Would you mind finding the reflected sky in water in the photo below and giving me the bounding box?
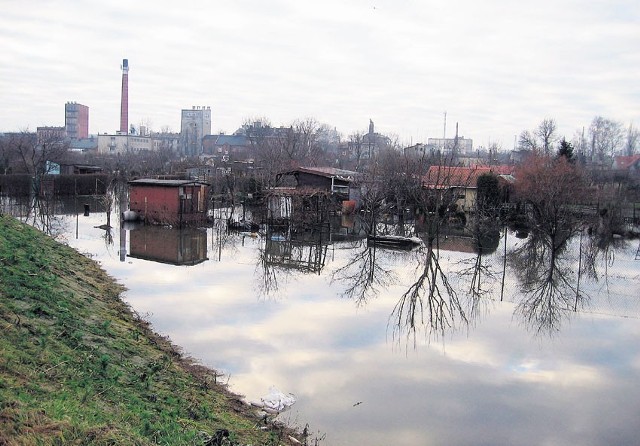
[58,210,640,446]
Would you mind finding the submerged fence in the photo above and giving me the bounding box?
[0,174,109,196]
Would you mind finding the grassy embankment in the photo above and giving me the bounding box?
[0,215,300,445]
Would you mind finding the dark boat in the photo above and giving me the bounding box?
[227,219,260,232]
[367,234,421,250]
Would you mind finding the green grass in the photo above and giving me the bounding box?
[0,215,300,445]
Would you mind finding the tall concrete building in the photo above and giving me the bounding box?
[180,106,211,156]
[65,102,89,139]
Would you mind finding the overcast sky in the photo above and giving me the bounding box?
[1,0,638,149]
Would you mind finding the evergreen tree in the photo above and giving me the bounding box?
[557,138,575,163]
[476,173,502,216]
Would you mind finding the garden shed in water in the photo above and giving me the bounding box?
[128,179,209,227]
[275,166,358,197]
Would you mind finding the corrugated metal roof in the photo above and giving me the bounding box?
[279,166,359,182]
[128,179,209,186]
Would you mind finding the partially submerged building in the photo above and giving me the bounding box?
[266,166,360,228]
[422,165,512,212]
[275,166,358,196]
[128,179,209,226]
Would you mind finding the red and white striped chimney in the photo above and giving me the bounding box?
[120,59,129,134]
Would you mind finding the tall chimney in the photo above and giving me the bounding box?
[120,59,129,134]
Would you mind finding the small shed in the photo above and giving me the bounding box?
[128,179,209,226]
[269,167,360,225]
[276,167,358,196]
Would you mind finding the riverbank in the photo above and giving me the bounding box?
[0,215,302,445]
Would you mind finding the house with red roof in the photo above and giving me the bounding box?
[422,165,511,211]
[613,155,640,176]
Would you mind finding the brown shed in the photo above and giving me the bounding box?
[128,179,209,226]
[276,167,358,196]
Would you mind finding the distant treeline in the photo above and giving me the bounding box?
[0,174,109,196]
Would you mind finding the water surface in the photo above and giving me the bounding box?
[38,206,640,445]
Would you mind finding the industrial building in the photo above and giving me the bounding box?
[65,102,89,140]
[180,106,211,157]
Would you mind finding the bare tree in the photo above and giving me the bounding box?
[514,153,586,238]
[247,117,326,186]
[511,153,589,333]
[589,116,623,160]
[246,119,286,188]
[624,123,639,156]
[535,118,558,155]
[0,132,36,174]
[518,118,558,155]
[292,118,323,165]
[517,130,539,152]
[374,147,426,235]
[348,132,367,171]
[315,124,341,158]
[4,130,70,195]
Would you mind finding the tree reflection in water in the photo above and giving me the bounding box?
[580,227,630,287]
[454,218,502,322]
[390,240,467,344]
[255,242,294,299]
[509,228,583,335]
[210,219,243,261]
[330,240,396,307]
[3,194,65,238]
[7,191,636,342]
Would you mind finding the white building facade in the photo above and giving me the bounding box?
[97,134,152,154]
[180,106,212,157]
[427,137,473,155]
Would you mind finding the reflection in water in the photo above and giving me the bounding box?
[127,225,208,266]
[5,193,637,338]
[581,227,630,283]
[6,198,640,446]
[506,223,634,335]
[331,240,396,307]
[391,240,467,343]
[450,232,502,322]
[264,233,328,274]
[256,225,329,298]
[1,194,110,239]
[509,229,583,334]
[1,194,63,237]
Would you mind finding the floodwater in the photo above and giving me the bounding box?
[8,197,640,446]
